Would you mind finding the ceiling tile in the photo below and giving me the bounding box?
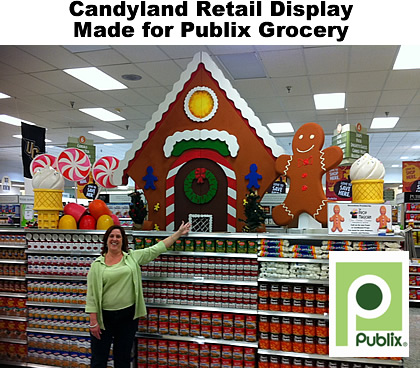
[378,90,417,106]
[349,45,398,72]
[309,73,347,94]
[304,46,350,75]
[347,71,388,92]
[0,46,54,73]
[260,49,306,78]
[19,46,89,69]
[136,60,183,86]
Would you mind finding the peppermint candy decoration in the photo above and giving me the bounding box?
[92,156,120,189]
[57,148,91,181]
[30,154,57,176]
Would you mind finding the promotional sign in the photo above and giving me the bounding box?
[402,161,420,193]
[332,124,369,163]
[329,251,409,357]
[327,203,392,235]
[326,166,352,201]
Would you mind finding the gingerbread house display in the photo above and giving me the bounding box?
[115,52,284,232]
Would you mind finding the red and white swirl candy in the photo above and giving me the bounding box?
[93,156,120,188]
[30,154,57,177]
[57,148,91,182]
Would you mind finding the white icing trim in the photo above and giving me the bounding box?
[314,200,328,218]
[282,204,294,219]
[319,150,326,171]
[114,52,284,185]
[184,86,218,122]
[163,129,239,158]
[284,155,293,176]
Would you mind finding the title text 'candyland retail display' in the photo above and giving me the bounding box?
[0,52,412,368]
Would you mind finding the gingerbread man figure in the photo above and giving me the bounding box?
[329,204,345,232]
[376,205,391,229]
[272,123,343,227]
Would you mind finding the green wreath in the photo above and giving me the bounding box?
[184,168,218,204]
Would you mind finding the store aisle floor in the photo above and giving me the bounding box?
[405,306,420,367]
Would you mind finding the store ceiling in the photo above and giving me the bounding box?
[0,45,419,184]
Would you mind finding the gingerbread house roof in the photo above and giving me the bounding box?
[114,51,284,185]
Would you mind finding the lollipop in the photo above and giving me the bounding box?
[30,154,57,176]
[57,148,91,182]
[92,156,120,188]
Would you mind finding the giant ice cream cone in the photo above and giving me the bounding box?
[33,189,63,229]
[32,166,65,229]
[350,154,385,204]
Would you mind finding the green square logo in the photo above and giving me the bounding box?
[329,251,409,357]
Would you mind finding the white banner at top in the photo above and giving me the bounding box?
[1,0,419,45]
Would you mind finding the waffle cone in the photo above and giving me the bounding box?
[33,189,63,211]
[351,179,384,203]
[37,210,60,229]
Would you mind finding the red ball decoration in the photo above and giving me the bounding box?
[111,214,121,226]
[79,215,96,230]
[63,203,87,223]
[89,199,112,220]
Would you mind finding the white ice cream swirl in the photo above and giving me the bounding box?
[32,166,65,190]
[350,153,385,181]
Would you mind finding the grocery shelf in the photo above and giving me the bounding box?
[0,244,27,249]
[164,251,257,258]
[258,257,328,264]
[26,274,86,281]
[409,285,420,289]
[146,303,258,314]
[137,332,258,348]
[258,349,403,366]
[258,310,329,320]
[142,276,258,286]
[258,277,329,285]
[0,362,29,368]
[0,337,27,345]
[0,276,26,281]
[0,314,27,322]
[26,301,86,309]
[0,292,27,298]
[0,259,27,264]
[27,327,89,337]
[26,250,99,256]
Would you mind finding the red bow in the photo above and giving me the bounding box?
[297,156,313,167]
[195,168,206,184]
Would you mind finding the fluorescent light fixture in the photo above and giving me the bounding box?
[80,108,125,122]
[104,143,113,146]
[412,145,420,149]
[88,131,125,140]
[118,185,129,190]
[13,134,51,143]
[400,156,409,160]
[391,164,400,167]
[267,122,294,133]
[0,114,35,126]
[393,46,420,70]
[370,117,399,129]
[64,67,127,90]
[0,92,11,99]
[314,93,345,109]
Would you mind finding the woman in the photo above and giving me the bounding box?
[86,221,191,368]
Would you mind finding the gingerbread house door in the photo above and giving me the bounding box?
[174,158,227,232]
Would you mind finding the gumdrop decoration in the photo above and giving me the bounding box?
[143,166,158,190]
[245,163,262,190]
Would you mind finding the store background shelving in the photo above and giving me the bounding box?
[0,228,408,367]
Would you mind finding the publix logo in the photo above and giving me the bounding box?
[329,251,409,357]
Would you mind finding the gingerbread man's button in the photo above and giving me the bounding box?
[302,173,308,178]
[302,185,308,191]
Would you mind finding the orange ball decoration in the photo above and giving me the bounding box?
[89,199,112,220]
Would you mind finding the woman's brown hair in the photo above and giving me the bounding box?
[101,225,129,255]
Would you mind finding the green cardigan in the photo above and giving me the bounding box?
[85,241,167,329]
